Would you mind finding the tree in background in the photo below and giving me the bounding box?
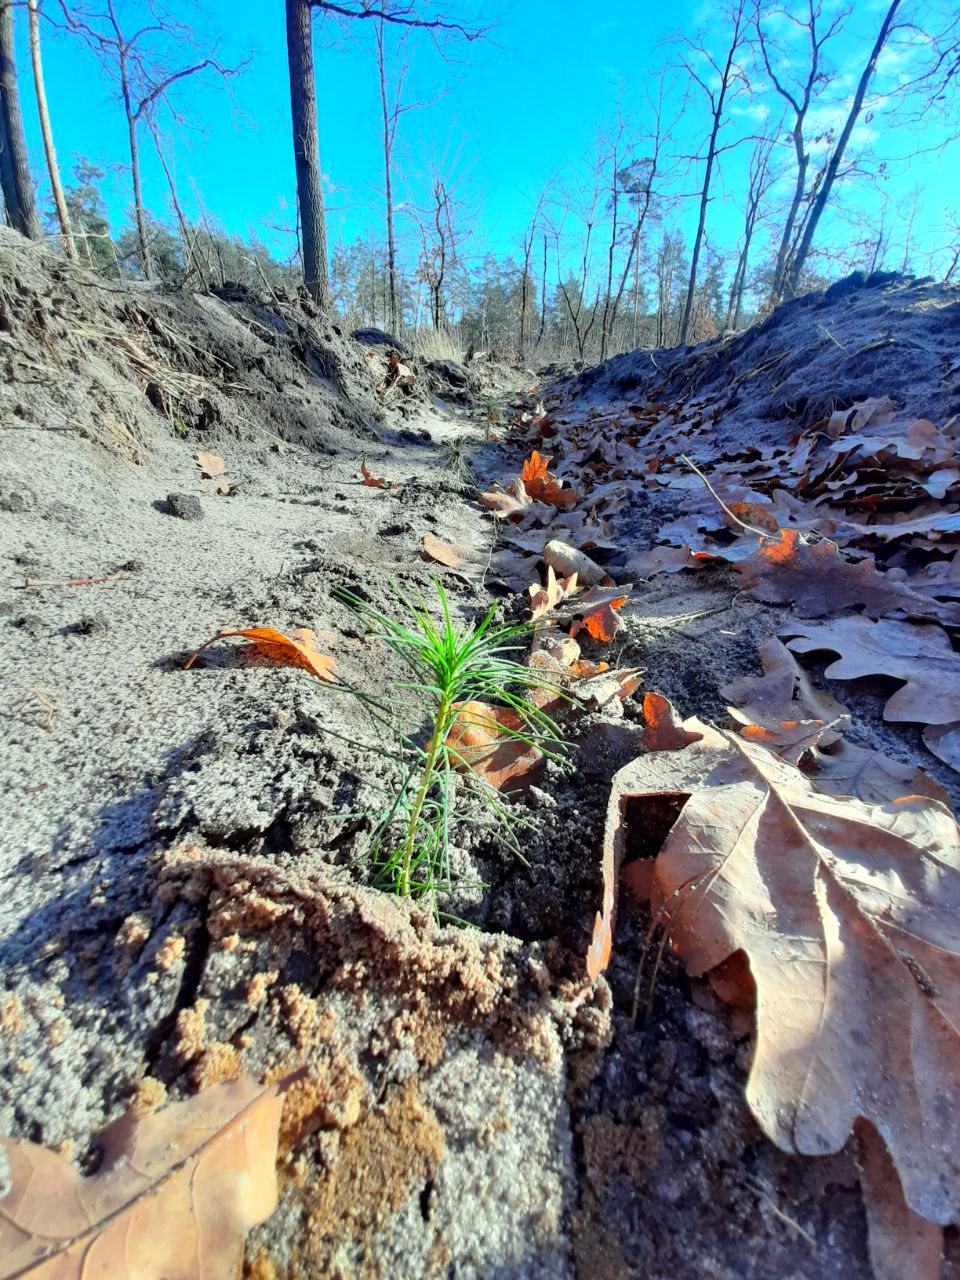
[28,0,74,256]
[286,0,485,308]
[0,0,41,238]
[753,0,851,304]
[60,0,244,281]
[59,158,116,272]
[673,0,750,344]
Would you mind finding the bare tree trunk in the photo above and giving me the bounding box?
[537,231,547,344]
[27,0,72,256]
[286,0,328,304]
[784,0,900,296]
[375,18,399,331]
[678,3,746,343]
[0,0,40,239]
[147,113,207,288]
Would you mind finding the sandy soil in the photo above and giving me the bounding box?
[1,234,958,1278]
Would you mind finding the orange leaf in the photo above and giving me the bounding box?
[360,462,388,489]
[184,626,336,681]
[571,597,627,643]
[519,451,577,509]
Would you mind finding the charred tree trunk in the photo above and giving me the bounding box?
[286,0,328,305]
[0,0,40,239]
[27,0,73,257]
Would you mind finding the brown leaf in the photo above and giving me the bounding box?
[195,450,225,479]
[924,722,960,773]
[0,1075,283,1279]
[623,545,719,577]
[528,565,579,620]
[184,626,336,682]
[729,712,828,765]
[855,1122,943,1280]
[813,740,952,807]
[446,700,544,792]
[543,539,607,586]
[721,638,849,747]
[571,596,627,643]
[421,533,484,573]
[645,729,960,1224]
[735,529,957,620]
[642,692,704,752]
[784,615,960,725]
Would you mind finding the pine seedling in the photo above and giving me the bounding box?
[332,579,566,903]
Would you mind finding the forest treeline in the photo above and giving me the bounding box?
[1,0,958,365]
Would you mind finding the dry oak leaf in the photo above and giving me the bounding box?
[728,711,829,766]
[647,729,960,1226]
[520,451,577,509]
[0,1074,283,1279]
[735,529,960,623]
[195,451,225,479]
[855,1120,944,1280]
[721,638,849,747]
[446,700,544,792]
[783,615,960,725]
[422,533,480,573]
[924,722,960,773]
[586,694,704,980]
[184,627,336,682]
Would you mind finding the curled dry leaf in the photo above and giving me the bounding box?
[586,694,705,981]
[184,626,336,682]
[0,1074,283,1280]
[478,476,533,522]
[446,700,544,792]
[520,451,577,509]
[624,545,718,577]
[644,728,960,1227]
[528,564,579,620]
[570,594,627,643]
[784,615,960,726]
[543,539,607,586]
[195,450,225,479]
[360,462,390,489]
[728,711,828,766]
[422,533,481,573]
[923,722,960,773]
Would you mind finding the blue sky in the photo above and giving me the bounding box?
[15,0,958,280]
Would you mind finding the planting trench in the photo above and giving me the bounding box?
[1,240,959,1277]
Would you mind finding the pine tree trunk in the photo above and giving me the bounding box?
[0,0,41,239]
[27,0,74,257]
[286,0,328,305]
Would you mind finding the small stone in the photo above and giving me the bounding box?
[164,492,204,521]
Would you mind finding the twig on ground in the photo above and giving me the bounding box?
[680,454,777,540]
[21,574,127,589]
[740,1176,817,1247]
[26,687,60,731]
